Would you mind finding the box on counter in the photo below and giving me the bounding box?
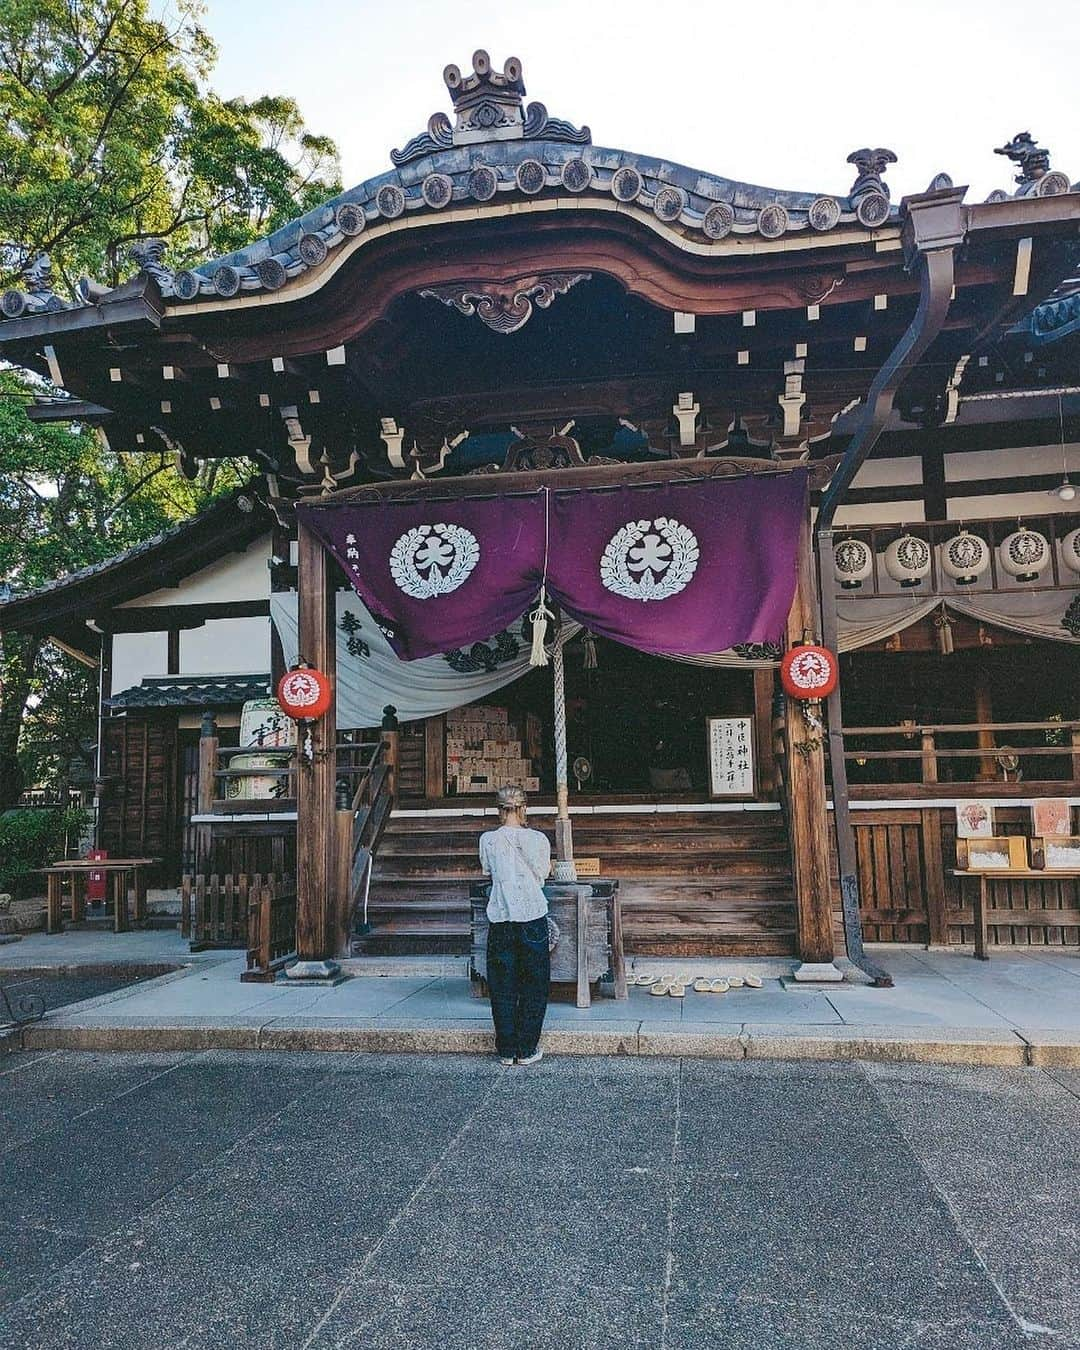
[956,836,1027,871]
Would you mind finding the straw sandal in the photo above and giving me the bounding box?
[710,979,730,994]
[728,976,745,988]
[745,975,763,989]
[649,980,672,996]
[692,978,713,994]
[635,973,658,987]
[668,983,686,998]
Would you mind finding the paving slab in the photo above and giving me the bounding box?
[863,1061,1080,1343]
[742,1022,1028,1066]
[0,1053,1075,1349]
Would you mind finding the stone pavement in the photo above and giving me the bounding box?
[0,1051,1077,1349]
[2,932,1078,1066]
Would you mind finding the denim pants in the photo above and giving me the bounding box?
[486,917,551,1059]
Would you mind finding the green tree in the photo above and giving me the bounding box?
[0,0,340,287]
[0,0,340,804]
[0,367,249,807]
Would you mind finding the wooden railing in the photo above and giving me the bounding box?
[242,882,298,982]
[182,871,290,949]
[841,720,1080,786]
[346,709,399,946]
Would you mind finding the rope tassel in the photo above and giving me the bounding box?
[529,588,555,667]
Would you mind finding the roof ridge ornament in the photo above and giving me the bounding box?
[994,131,1071,197]
[391,49,590,166]
[846,147,896,229]
[1,253,68,320]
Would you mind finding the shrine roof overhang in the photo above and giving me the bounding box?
[3,50,1080,485]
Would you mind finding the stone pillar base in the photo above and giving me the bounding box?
[791,961,844,983]
[285,959,344,986]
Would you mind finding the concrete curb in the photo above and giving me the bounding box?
[19,1015,1079,1066]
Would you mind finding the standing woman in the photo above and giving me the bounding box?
[480,784,552,1065]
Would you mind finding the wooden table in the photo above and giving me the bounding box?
[41,859,157,935]
[951,868,1080,960]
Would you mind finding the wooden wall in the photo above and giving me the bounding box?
[99,715,178,884]
[839,804,1080,948]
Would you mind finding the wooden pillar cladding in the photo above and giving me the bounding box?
[974,675,997,782]
[782,529,835,965]
[752,669,777,798]
[295,518,338,962]
[425,715,446,799]
[195,712,218,874]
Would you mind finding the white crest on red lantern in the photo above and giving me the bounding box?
[600,516,699,601]
[389,522,480,599]
[279,670,323,710]
[786,648,834,693]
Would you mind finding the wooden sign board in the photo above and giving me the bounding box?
[1031,799,1070,837]
[706,717,755,798]
[955,801,995,839]
[574,857,601,877]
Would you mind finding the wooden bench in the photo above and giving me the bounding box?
[951,868,1080,959]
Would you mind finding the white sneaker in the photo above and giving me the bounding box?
[517,1049,544,1066]
[499,1057,515,1066]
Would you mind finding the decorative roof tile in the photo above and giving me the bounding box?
[106,675,271,709]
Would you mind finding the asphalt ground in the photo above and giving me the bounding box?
[0,971,153,1018]
[0,1051,1076,1350]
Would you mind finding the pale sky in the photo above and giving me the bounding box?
[199,0,1080,206]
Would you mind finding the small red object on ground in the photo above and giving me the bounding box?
[87,849,107,902]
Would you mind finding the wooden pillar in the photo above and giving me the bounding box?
[293,518,339,971]
[424,715,445,799]
[920,730,938,784]
[194,711,217,875]
[382,705,400,805]
[753,668,777,797]
[974,674,997,782]
[782,526,838,975]
[1071,726,1080,786]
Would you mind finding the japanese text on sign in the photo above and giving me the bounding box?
[707,717,755,797]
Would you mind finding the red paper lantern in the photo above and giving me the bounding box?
[780,645,838,700]
[276,667,332,720]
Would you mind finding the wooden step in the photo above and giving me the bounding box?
[386,813,785,835]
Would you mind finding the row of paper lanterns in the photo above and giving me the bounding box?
[834,526,1080,589]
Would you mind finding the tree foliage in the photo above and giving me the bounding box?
[0,0,341,289]
[0,1,341,805]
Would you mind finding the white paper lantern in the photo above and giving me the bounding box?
[884,533,931,588]
[939,530,990,585]
[833,537,873,589]
[998,527,1050,581]
[1060,526,1080,575]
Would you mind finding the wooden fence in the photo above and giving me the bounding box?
[242,883,298,982]
[837,804,1080,948]
[182,871,289,949]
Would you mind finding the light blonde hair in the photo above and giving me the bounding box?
[495,783,528,822]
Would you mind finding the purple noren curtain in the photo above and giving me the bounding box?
[298,469,807,661]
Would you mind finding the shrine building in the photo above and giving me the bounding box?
[2,51,1079,978]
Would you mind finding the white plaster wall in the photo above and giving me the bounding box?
[831,499,925,526]
[120,536,270,607]
[111,632,168,696]
[850,456,922,490]
[179,616,270,674]
[945,442,1078,483]
[946,492,1074,520]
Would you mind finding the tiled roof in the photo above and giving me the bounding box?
[106,675,271,709]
